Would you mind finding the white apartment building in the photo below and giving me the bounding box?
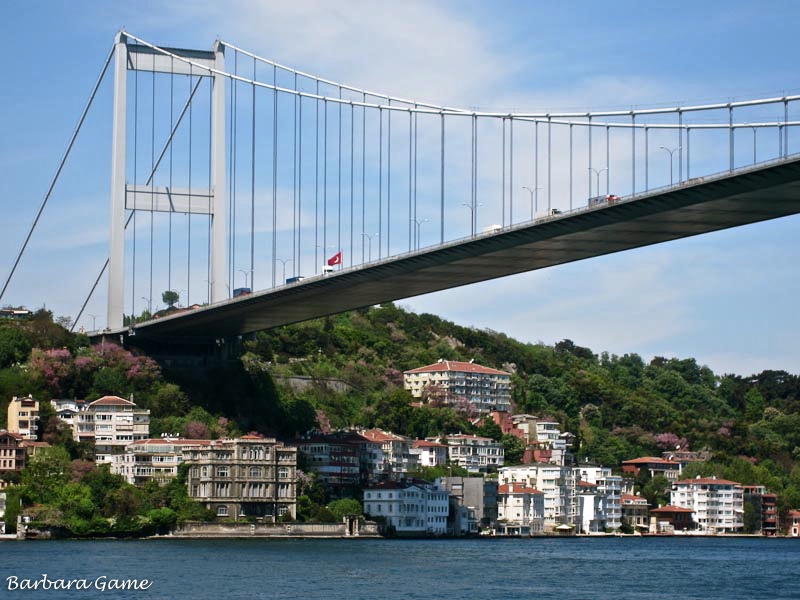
[497,482,545,535]
[51,398,85,428]
[75,396,150,464]
[361,429,417,478]
[7,395,39,440]
[404,360,511,414]
[499,463,577,531]
[112,437,210,486]
[671,477,744,533]
[444,434,504,473]
[410,440,448,467]
[363,480,449,535]
[578,465,623,531]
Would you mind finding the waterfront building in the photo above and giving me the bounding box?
[7,395,39,440]
[112,437,210,486]
[741,485,778,535]
[499,463,577,531]
[497,482,545,535]
[670,477,744,533]
[621,494,650,531]
[444,434,504,472]
[787,510,800,537]
[0,431,49,488]
[363,479,449,535]
[649,505,695,532]
[75,396,150,464]
[403,359,511,414]
[183,435,298,521]
[622,456,682,481]
[438,476,498,531]
[578,465,623,530]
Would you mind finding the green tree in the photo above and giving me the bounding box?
[327,498,362,521]
[162,290,180,308]
[21,446,72,504]
[501,434,526,465]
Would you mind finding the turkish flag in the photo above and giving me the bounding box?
[327,251,342,266]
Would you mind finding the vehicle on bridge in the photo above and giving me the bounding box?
[286,276,305,284]
[233,287,251,298]
[588,194,620,207]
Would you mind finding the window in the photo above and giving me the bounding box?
[250,467,262,478]
[201,466,208,477]
[217,505,229,517]
[217,466,229,477]
[278,466,290,479]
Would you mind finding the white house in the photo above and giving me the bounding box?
[499,463,578,531]
[497,482,544,535]
[75,396,150,464]
[444,434,504,472]
[671,476,744,533]
[363,480,449,535]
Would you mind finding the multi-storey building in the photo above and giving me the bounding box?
[51,399,85,428]
[112,437,210,486]
[75,396,150,463]
[740,485,778,535]
[403,360,511,414]
[183,435,297,521]
[622,456,682,481]
[363,479,449,535]
[410,440,448,468]
[7,395,39,440]
[579,465,622,530]
[444,434,504,472]
[499,463,577,531]
[361,429,416,479]
[497,482,545,535]
[671,477,744,533]
[621,494,650,531]
[0,431,50,488]
[438,476,498,531]
[294,431,366,492]
[787,510,800,537]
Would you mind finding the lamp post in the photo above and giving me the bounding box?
[410,218,428,250]
[276,258,293,283]
[237,269,250,289]
[588,167,608,198]
[749,126,757,164]
[659,146,681,185]
[522,186,541,220]
[140,296,152,316]
[361,233,378,262]
[461,202,482,236]
[86,313,97,330]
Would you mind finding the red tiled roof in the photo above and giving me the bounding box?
[787,510,800,518]
[650,505,694,513]
[412,440,446,449]
[621,494,648,504]
[622,456,680,465]
[404,360,509,376]
[675,477,740,486]
[498,483,543,495]
[89,395,135,407]
[21,441,50,447]
[446,434,495,442]
[578,480,597,487]
[362,429,406,442]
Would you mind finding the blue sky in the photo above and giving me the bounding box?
[1,1,799,377]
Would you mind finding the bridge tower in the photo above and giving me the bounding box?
[107,32,227,329]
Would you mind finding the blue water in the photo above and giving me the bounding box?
[2,537,797,599]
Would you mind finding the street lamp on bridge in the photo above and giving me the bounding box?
[522,186,542,220]
[237,269,251,289]
[361,232,378,262]
[460,202,482,236]
[276,258,293,283]
[410,218,428,250]
[87,313,97,331]
[588,167,608,198]
[660,146,681,186]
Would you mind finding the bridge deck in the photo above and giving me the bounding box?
[104,156,800,341]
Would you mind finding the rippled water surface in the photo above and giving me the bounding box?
[3,536,797,599]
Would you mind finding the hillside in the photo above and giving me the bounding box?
[2,303,800,510]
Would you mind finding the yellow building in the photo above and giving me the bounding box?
[6,395,39,440]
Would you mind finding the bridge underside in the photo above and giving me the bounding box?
[104,157,800,342]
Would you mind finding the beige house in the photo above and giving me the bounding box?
[183,435,298,521]
[404,360,511,414]
[75,396,150,464]
[112,437,211,486]
[7,395,39,440]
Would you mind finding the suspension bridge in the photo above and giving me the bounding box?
[2,31,800,345]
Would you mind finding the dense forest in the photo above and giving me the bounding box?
[2,303,800,518]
